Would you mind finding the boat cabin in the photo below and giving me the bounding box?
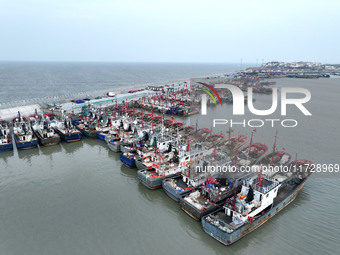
[225,177,281,224]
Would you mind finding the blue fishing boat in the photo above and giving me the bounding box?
[54,118,82,142]
[97,132,106,140]
[12,113,38,150]
[70,115,83,126]
[0,121,13,152]
[120,151,137,168]
[96,119,113,141]
[167,106,179,115]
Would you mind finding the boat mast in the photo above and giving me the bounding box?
[187,134,190,152]
[271,130,278,165]
[227,127,233,145]
[257,167,262,187]
[294,153,298,173]
[248,129,255,154]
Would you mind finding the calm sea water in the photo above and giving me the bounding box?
[0,62,244,103]
[0,63,339,255]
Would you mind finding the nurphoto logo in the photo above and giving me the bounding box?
[200,84,312,128]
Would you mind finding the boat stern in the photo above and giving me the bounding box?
[137,170,162,189]
[201,216,236,245]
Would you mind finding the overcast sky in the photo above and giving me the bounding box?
[0,0,339,63]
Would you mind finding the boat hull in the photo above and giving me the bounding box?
[162,178,196,202]
[120,144,134,153]
[0,143,13,152]
[97,133,106,141]
[35,134,61,147]
[138,170,179,190]
[137,170,163,189]
[107,141,121,152]
[179,194,224,221]
[120,154,136,168]
[56,129,82,142]
[135,159,147,170]
[201,181,305,245]
[79,128,98,138]
[15,139,38,150]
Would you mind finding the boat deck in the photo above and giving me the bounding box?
[173,177,190,190]
[273,182,298,206]
[214,211,233,224]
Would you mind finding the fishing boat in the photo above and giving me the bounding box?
[137,152,181,189]
[77,122,98,138]
[258,131,291,167]
[237,143,268,166]
[135,150,155,170]
[134,143,166,170]
[96,126,111,141]
[70,114,83,126]
[0,121,13,152]
[54,118,82,142]
[137,140,184,189]
[104,128,120,143]
[138,142,213,190]
[120,135,139,152]
[259,151,291,166]
[201,167,312,245]
[162,164,208,202]
[12,113,38,150]
[287,158,314,180]
[179,175,243,221]
[95,115,113,140]
[120,150,138,168]
[32,119,61,146]
[107,137,121,152]
[237,131,269,166]
[219,131,249,154]
[162,150,224,202]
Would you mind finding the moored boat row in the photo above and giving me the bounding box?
[0,87,313,247]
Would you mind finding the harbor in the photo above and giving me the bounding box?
[2,0,340,252]
[1,67,339,253]
[1,68,338,249]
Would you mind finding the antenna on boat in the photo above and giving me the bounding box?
[271,130,278,165]
[233,152,238,167]
[257,166,262,187]
[195,119,198,135]
[227,127,234,145]
[249,128,256,154]
[187,134,190,152]
[232,178,238,211]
